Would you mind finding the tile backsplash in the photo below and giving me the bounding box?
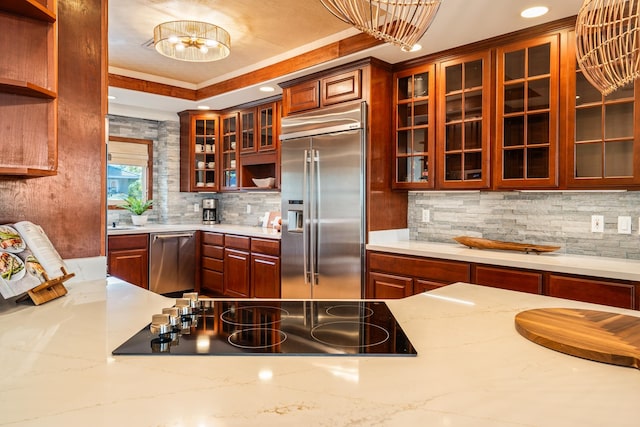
[409,191,640,259]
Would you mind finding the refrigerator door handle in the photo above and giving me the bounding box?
[303,149,311,285]
[311,149,320,285]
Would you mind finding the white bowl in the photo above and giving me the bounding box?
[252,177,275,188]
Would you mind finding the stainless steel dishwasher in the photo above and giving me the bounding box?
[149,231,195,295]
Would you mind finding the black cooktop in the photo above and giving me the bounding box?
[112,299,417,357]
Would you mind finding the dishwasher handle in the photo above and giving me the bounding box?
[152,233,194,242]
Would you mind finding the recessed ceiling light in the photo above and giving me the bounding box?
[259,86,275,92]
[521,6,549,18]
[197,105,210,110]
[107,95,116,100]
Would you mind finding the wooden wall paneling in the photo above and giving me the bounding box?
[364,60,408,233]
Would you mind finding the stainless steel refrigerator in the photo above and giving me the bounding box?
[280,102,366,299]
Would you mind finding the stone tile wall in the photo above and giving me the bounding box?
[107,115,210,226]
[408,191,640,259]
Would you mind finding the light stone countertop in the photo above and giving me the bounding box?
[107,223,281,239]
[367,239,640,282]
[1,278,639,426]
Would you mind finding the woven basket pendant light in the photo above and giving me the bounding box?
[320,0,443,51]
[575,0,640,95]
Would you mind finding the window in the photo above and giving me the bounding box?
[107,136,153,208]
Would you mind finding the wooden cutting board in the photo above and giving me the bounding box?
[515,308,640,369]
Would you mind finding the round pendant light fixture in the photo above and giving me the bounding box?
[320,0,442,52]
[153,20,231,62]
[575,0,640,95]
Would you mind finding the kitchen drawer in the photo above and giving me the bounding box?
[474,265,543,294]
[368,252,470,283]
[202,245,223,259]
[108,234,148,251]
[414,279,449,293]
[251,238,280,256]
[202,257,224,272]
[548,274,636,310]
[225,234,250,250]
[202,232,224,246]
[201,268,223,295]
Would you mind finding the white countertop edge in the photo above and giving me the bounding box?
[107,223,281,239]
[367,240,640,282]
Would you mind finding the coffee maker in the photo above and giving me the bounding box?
[202,199,218,224]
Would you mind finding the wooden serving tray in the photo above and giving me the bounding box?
[515,308,640,369]
[453,236,560,254]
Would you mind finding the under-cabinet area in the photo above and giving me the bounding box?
[367,250,639,309]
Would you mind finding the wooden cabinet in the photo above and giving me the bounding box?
[393,64,436,189]
[107,234,149,289]
[390,21,640,191]
[240,101,279,154]
[495,35,560,188]
[368,250,638,309]
[200,232,281,298]
[368,272,413,299]
[0,0,58,177]
[221,112,239,191]
[566,32,640,188]
[179,111,219,192]
[224,248,250,298]
[282,69,362,115]
[223,235,250,297]
[239,108,255,153]
[280,58,407,234]
[322,69,361,106]
[548,274,637,310]
[238,100,280,190]
[201,232,224,295]
[367,251,471,298]
[251,238,280,298]
[473,265,543,294]
[212,234,280,298]
[437,52,492,189]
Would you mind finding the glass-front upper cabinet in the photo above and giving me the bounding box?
[496,35,559,188]
[567,33,640,187]
[393,64,436,189]
[258,102,278,152]
[437,52,491,189]
[240,109,255,153]
[222,113,238,190]
[178,111,218,192]
[194,116,217,190]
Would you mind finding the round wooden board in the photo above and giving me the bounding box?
[514,308,640,369]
